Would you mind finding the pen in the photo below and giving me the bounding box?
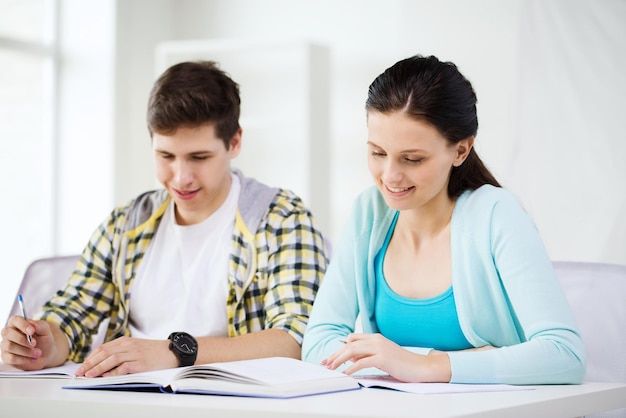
[17,294,32,345]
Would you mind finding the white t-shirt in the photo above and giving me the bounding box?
[129,174,240,339]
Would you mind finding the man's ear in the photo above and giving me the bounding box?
[453,136,474,167]
[228,128,242,158]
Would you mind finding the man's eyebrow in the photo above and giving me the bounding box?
[188,151,213,156]
[153,149,213,156]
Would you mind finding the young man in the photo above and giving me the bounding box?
[1,61,329,377]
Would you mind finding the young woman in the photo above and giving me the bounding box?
[302,55,585,385]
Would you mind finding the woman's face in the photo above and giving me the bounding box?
[367,111,470,212]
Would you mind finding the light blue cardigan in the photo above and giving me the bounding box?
[302,185,586,384]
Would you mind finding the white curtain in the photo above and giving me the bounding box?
[508,0,626,265]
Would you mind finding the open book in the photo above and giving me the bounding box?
[0,361,80,378]
[355,374,533,394]
[3,357,531,397]
[63,357,360,398]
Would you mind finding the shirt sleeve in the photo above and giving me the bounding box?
[37,205,128,362]
[261,191,329,345]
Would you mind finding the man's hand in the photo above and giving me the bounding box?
[0,316,67,370]
[75,337,178,378]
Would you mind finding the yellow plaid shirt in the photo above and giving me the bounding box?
[39,174,329,362]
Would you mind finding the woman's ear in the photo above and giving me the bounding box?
[453,136,474,167]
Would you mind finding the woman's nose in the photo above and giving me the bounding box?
[382,160,404,184]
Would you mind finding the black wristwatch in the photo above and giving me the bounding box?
[168,332,198,367]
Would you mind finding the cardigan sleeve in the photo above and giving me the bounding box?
[449,187,586,384]
[301,207,362,364]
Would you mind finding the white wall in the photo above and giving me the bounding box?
[115,0,524,245]
[507,0,626,264]
[111,0,625,265]
[3,0,623,324]
[1,0,117,324]
[113,0,174,207]
[56,0,115,254]
[57,0,176,245]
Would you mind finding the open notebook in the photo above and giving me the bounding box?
[1,357,532,398]
[0,361,81,377]
[61,357,358,398]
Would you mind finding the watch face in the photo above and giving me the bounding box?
[172,333,198,354]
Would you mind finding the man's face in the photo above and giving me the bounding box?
[152,124,241,225]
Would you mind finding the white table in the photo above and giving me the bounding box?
[1,377,625,418]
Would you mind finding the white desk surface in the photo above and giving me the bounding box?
[1,377,625,418]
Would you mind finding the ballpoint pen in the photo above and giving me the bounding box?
[17,294,33,345]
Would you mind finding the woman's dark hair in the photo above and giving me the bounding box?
[147,61,241,149]
[365,55,500,197]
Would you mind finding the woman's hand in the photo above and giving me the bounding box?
[321,333,452,383]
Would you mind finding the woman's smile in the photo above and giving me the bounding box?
[384,184,415,197]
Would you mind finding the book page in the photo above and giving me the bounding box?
[0,361,81,378]
[64,366,181,388]
[355,375,535,394]
[177,357,352,385]
[63,357,361,398]
[170,375,359,398]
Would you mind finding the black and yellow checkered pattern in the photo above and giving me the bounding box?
[39,184,329,363]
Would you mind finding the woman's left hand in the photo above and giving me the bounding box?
[321,333,451,383]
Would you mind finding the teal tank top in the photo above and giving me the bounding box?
[374,212,472,351]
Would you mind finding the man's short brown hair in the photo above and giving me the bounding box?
[147,61,241,148]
